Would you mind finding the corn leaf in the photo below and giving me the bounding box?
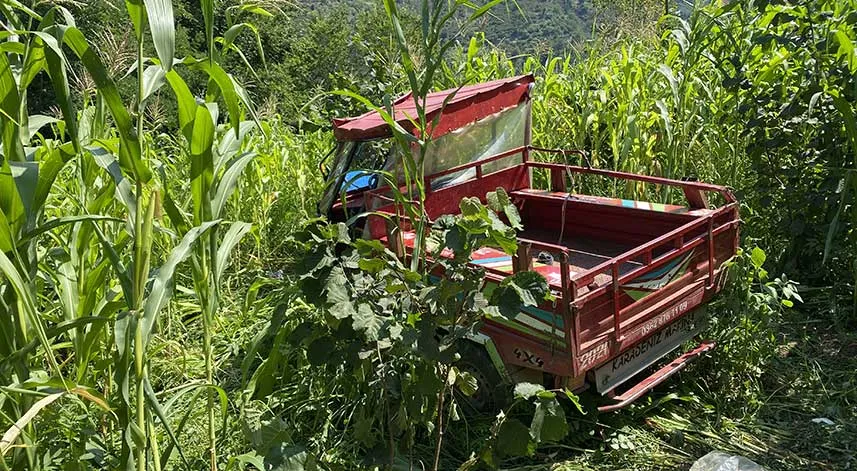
[32,144,74,226]
[216,121,255,167]
[190,104,216,225]
[212,151,255,218]
[143,377,190,467]
[141,220,219,347]
[125,0,146,41]
[143,0,175,72]
[0,51,25,163]
[215,222,251,282]
[90,222,134,304]
[0,391,65,456]
[90,145,138,220]
[201,0,214,59]
[0,244,60,376]
[195,61,242,136]
[62,27,151,183]
[157,166,190,234]
[18,215,121,248]
[164,69,196,138]
[141,64,166,105]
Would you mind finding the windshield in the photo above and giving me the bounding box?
[318,140,391,216]
[320,102,530,216]
[318,141,356,216]
[381,103,530,190]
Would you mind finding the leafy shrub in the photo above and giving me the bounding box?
[707,246,802,409]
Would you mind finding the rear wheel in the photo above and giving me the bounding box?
[455,341,508,414]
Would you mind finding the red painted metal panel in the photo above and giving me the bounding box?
[332,75,534,141]
[357,142,740,399]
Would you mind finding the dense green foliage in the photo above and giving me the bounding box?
[0,0,855,470]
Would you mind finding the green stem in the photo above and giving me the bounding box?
[200,247,217,471]
[431,366,448,471]
[149,410,162,471]
[134,311,146,471]
[132,26,148,471]
[203,302,216,471]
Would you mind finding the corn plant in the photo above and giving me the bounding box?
[0,0,259,469]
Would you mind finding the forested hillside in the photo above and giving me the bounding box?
[304,0,596,55]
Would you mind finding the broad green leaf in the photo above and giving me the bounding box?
[228,453,266,471]
[265,444,316,471]
[455,370,478,396]
[190,104,215,225]
[0,209,12,253]
[467,0,503,22]
[141,220,219,346]
[0,248,60,376]
[215,221,251,282]
[18,215,121,248]
[240,4,273,16]
[216,121,255,164]
[9,161,38,230]
[530,396,568,443]
[195,61,242,136]
[324,265,350,304]
[19,33,46,92]
[125,0,146,40]
[656,63,680,106]
[834,29,857,73]
[459,197,484,217]
[212,151,255,217]
[140,64,166,105]
[750,247,766,269]
[62,27,150,182]
[159,384,205,468]
[90,145,137,219]
[36,19,78,151]
[90,223,134,304]
[143,0,175,71]
[489,272,549,319]
[0,51,25,163]
[231,78,262,130]
[3,316,110,365]
[25,115,59,142]
[353,303,382,341]
[201,0,214,59]
[158,167,190,234]
[496,418,533,457]
[164,69,196,137]
[222,22,265,69]
[143,377,191,467]
[1,0,41,21]
[30,143,73,229]
[1,391,65,456]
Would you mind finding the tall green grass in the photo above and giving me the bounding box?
[0,0,855,469]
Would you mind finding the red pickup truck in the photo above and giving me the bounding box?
[319,75,740,411]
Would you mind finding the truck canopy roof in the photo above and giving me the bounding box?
[332,74,534,141]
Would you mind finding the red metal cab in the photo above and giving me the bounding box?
[321,75,739,411]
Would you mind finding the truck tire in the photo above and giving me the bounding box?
[455,341,509,414]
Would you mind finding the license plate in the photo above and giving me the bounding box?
[594,309,707,394]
